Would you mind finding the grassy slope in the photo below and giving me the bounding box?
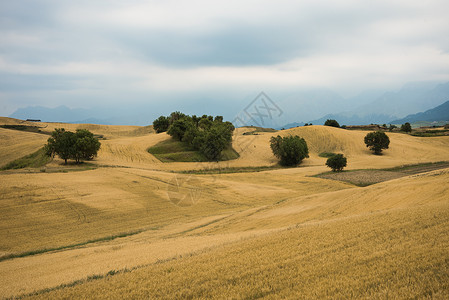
[148,138,239,162]
[0,128,48,168]
[0,147,50,170]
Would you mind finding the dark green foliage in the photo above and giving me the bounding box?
[364,131,390,155]
[324,119,340,128]
[200,123,233,161]
[326,154,347,172]
[153,116,170,133]
[167,118,193,141]
[73,129,101,163]
[389,124,397,132]
[270,135,309,166]
[401,122,412,133]
[45,128,100,164]
[169,111,186,123]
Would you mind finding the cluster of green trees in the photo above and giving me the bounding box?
[400,122,412,132]
[324,119,340,128]
[44,128,101,164]
[153,112,235,161]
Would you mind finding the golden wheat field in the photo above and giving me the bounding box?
[1,117,449,299]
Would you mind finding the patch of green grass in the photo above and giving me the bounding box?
[179,165,281,175]
[220,145,240,160]
[382,161,449,174]
[1,147,51,170]
[148,139,239,162]
[0,124,50,135]
[0,229,145,262]
[242,126,277,135]
[318,152,337,158]
[411,129,449,137]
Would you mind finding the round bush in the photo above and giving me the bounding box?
[270,135,309,166]
[325,154,347,172]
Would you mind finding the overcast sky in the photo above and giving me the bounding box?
[1,0,449,117]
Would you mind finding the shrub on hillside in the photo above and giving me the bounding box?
[325,154,347,172]
[364,131,390,155]
[324,119,340,128]
[401,122,412,133]
[270,135,309,166]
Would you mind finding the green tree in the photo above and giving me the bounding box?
[73,129,101,163]
[153,116,170,133]
[270,135,309,166]
[401,122,412,133]
[182,123,199,145]
[167,118,192,141]
[324,119,340,128]
[325,154,347,172]
[364,131,390,155]
[45,128,76,164]
[200,126,228,161]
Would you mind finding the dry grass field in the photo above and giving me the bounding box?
[1,117,449,299]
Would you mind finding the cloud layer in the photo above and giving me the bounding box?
[1,0,449,117]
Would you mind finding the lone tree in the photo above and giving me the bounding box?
[324,119,340,128]
[45,128,100,164]
[401,122,412,133]
[270,135,309,166]
[325,154,347,172]
[364,131,390,155]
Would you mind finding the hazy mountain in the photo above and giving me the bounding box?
[8,105,152,126]
[278,81,449,128]
[391,100,449,124]
[10,105,93,123]
[307,113,396,127]
[8,81,449,127]
[277,122,305,129]
[354,82,449,118]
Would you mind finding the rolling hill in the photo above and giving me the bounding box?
[0,117,449,298]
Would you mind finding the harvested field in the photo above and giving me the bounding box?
[1,117,449,299]
[316,161,449,186]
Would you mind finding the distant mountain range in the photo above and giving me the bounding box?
[9,105,146,125]
[8,81,449,128]
[306,113,394,127]
[391,100,449,124]
[278,82,449,129]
